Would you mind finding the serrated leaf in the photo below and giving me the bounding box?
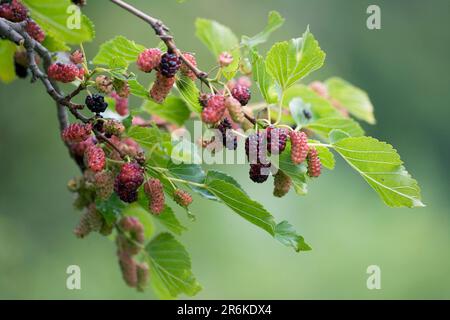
[333,136,424,208]
[146,232,201,298]
[142,96,191,126]
[41,33,70,52]
[205,170,247,195]
[0,40,16,83]
[128,79,148,99]
[326,77,375,124]
[306,117,365,139]
[266,28,325,90]
[242,11,285,48]
[23,0,94,44]
[250,50,274,103]
[275,221,311,252]
[127,125,169,150]
[176,75,202,113]
[92,36,145,68]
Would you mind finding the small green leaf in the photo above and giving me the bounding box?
[266,27,325,90]
[333,136,424,208]
[175,75,202,113]
[250,50,274,103]
[92,36,145,68]
[127,125,169,150]
[306,117,365,139]
[275,221,311,252]
[0,41,16,83]
[95,193,125,225]
[142,96,191,126]
[326,77,376,124]
[23,0,95,44]
[242,11,285,48]
[146,232,202,298]
[329,129,351,144]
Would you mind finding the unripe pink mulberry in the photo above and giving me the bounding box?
[289,131,309,165]
[70,50,84,64]
[62,123,92,143]
[94,170,114,200]
[180,52,197,80]
[118,216,145,255]
[103,119,125,137]
[307,147,321,178]
[218,51,233,67]
[150,71,176,103]
[225,96,245,123]
[95,75,113,94]
[136,262,149,292]
[70,136,96,157]
[173,189,193,207]
[25,20,45,43]
[84,145,105,172]
[201,94,226,124]
[273,170,292,198]
[144,178,165,215]
[0,0,28,22]
[137,48,162,73]
[110,91,129,116]
[117,250,138,288]
[48,63,80,83]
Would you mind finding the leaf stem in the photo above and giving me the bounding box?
[167,177,206,188]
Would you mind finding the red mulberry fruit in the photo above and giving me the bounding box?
[201,94,226,124]
[70,50,84,64]
[110,91,129,116]
[0,0,28,22]
[266,127,288,155]
[150,71,176,103]
[136,262,149,292]
[180,52,197,80]
[62,123,92,143]
[137,48,162,73]
[84,145,106,172]
[225,96,245,123]
[48,63,80,83]
[85,94,108,114]
[231,84,251,106]
[249,163,270,183]
[273,170,292,198]
[144,178,165,215]
[25,20,45,43]
[114,162,144,203]
[290,131,309,165]
[94,170,114,200]
[217,118,237,150]
[159,52,181,78]
[218,51,233,67]
[173,189,193,208]
[95,75,113,94]
[307,147,322,178]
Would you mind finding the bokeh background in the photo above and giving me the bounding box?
[1,0,449,299]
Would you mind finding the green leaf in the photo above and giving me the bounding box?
[195,18,240,79]
[242,11,285,48]
[0,41,16,83]
[92,36,145,68]
[289,97,313,128]
[146,232,201,298]
[250,50,274,103]
[332,137,424,208]
[328,129,351,144]
[41,33,70,52]
[205,170,246,195]
[325,77,376,124]
[142,96,191,126]
[176,75,202,113]
[275,221,311,252]
[306,117,365,139]
[95,193,125,225]
[154,205,187,235]
[127,125,169,150]
[23,0,95,44]
[122,203,155,239]
[266,27,325,90]
[129,79,149,99]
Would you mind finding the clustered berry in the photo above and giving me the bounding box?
[114,162,144,203]
[217,118,237,150]
[62,123,92,143]
[70,50,84,64]
[95,75,113,94]
[180,52,197,80]
[266,127,288,155]
[70,136,96,158]
[47,63,80,83]
[85,94,108,114]
[110,91,129,116]
[137,48,162,73]
[225,96,245,124]
[159,52,181,78]
[307,147,321,178]
[25,20,45,43]
[0,0,27,22]
[201,94,226,124]
[84,145,105,172]
[289,131,309,165]
[117,216,145,255]
[218,51,233,67]
[103,119,125,137]
[231,84,251,106]
[273,170,292,198]
[94,170,114,200]
[144,178,165,215]
[74,204,104,238]
[150,71,176,103]
[173,189,193,208]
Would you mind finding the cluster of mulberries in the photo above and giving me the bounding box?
[289,131,309,165]
[150,71,176,103]
[173,189,193,208]
[137,48,162,73]
[25,20,45,43]
[114,162,144,203]
[94,170,114,200]
[201,94,226,124]
[160,52,181,78]
[84,145,105,172]
[180,53,197,80]
[62,123,93,143]
[217,118,237,150]
[144,178,165,215]
[0,0,27,22]
[48,63,82,83]
[85,94,108,114]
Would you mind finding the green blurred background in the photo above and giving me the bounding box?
[1,0,449,299]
